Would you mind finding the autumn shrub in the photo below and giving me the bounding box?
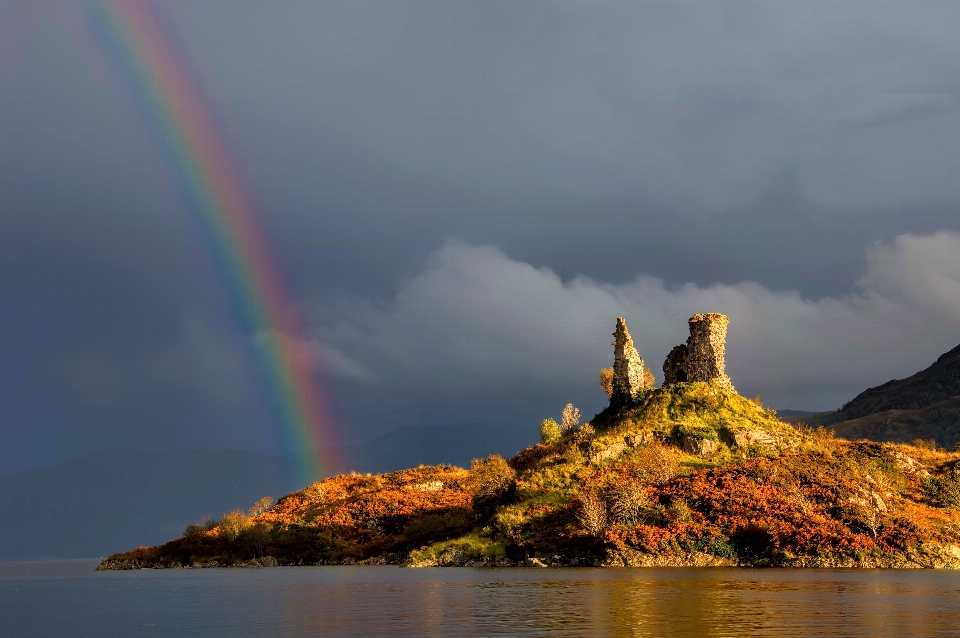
[803,425,836,452]
[577,492,608,537]
[642,365,656,388]
[564,444,585,466]
[219,510,252,541]
[560,404,581,433]
[633,441,681,484]
[492,506,528,540]
[183,523,205,543]
[574,423,595,442]
[609,481,649,525]
[923,469,960,509]
[467,455,517,515]
[540,418,561,445]
[599,368,614,398]
[666,498,693,523]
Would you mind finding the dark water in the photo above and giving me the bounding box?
[3,560,960,637]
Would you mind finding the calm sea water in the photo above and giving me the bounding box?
[2,560,959,637]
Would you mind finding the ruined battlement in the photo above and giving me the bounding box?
[662,313,734,391]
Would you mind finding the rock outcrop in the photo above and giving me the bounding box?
[612,318,648,404]
[663,313,734,390]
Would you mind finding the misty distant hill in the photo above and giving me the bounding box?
[795,343,960,448]
[0,425,536,559]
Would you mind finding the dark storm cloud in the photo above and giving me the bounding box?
[313,233,960,437]
[3,1,960,471]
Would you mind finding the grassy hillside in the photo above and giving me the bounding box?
[98,382,960,570]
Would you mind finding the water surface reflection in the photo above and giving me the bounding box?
[3,561,959,637]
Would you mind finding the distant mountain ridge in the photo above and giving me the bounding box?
[801,343,960,448]
[835,343,960,420]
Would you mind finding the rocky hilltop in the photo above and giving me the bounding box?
[98,315,960,570]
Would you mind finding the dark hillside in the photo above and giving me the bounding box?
[802,343,960,448]
[831,344,960,421]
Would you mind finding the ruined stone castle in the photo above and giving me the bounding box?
[663,313,734,391]
[611,313,734,403]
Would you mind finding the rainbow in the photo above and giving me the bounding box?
[93,0,339,486]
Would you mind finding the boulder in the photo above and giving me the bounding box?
[733,430,776,448]
[589,441,628,464]
[682,437,718,456]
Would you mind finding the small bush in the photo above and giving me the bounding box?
[642,365,656,388]
[634,441,681,484]
[577,492,608,537]
[183,523,205,542]
[574,423,595,442]
[540,419,561,445]
[599,368,614,398]
[467,455,517,512]
[923,470,960,509]
[704,536,737,558]
[666,499,693,523]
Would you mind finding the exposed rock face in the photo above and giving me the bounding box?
[612,318,648,404]
[663,313,734,390]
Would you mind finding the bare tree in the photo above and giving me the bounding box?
[247,496,274,518]
[610,482,649,525]
[577,492,608,537]
[560,403,581,433]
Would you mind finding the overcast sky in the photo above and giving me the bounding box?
[3,1,960,473]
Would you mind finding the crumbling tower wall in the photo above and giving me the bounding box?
[612,317,647,404]
[662,313,734,390]
[662,344,688,385]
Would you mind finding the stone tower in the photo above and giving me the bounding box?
[662,313,734,390]
[612,317,647,404]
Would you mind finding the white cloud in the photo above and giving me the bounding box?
[320,233,960,414]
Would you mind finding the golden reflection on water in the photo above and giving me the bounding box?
[275,568,960,637]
